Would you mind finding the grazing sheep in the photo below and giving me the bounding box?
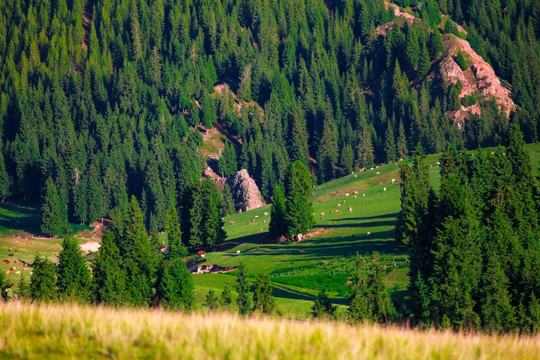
[263,220,266,223]
[348,207,352,212]
[320,217,324,220]
[236,250,241,254]
[258,228,263,232]
[384,187,387,192]
[320,213,325,217]
[15,271,20,275]
[345,193,350,197]
[367,232,371,235]
[10,267,15,271]
[264,212,269,216]
[342,200,346,204]
[337,203,341,207]
[24,268,28,271]
[330,210,333,214]
[363,193,366,197]
[353,191,358,194]
[230,220,235,224]
[376,171,380,175]
[5,270,11,275]
[353,195,357,199]
[255,215,259,219]
[354,174,358,178]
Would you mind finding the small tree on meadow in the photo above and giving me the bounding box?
[312,290,336,319]
[252,274,275,314]
[205,289,220,311]
[30,254,57,302]
[235,263,251,315]
[221,286,233,311]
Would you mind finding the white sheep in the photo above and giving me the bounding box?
[345,193,350,197]
[236,250,241,254]
[384,187,386,192]
[264,212,269,216]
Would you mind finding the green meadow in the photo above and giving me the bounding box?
[1,143,539,319]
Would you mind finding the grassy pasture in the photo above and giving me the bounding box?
[0,143,538,318]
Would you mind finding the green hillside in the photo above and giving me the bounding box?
[1,143,539,319]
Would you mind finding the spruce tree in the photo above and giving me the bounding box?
[349,255,370,323]
[57,236,92,302]
[252,274,275,314]
[0,270,10,301]
[221,286,233,311]
[0,146,10,202]
[218,141,238,176]
[17,273,31,301]
[205,289,220,311]
[383,121,396,163]
[156,257,194,311]
[41,177,70,236]
[93,231,128,307]
[283,161,314,240]
[311,290,336,319]
[235,263,251,315]
[166,205,187,259]
[30,254,57,302]
[269,185,287,239]
[366,252,394,323]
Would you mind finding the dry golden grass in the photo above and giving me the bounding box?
[1,302,538,359]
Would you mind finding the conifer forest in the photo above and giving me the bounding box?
[0,0,539,350]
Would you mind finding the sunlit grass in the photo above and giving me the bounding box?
[1,302,538,359]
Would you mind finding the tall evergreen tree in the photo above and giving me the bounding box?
[30,254,57,302]
[156,257,194,311]
[312,290,336,319]
[93,231,128,307]
[57,236,92,302]
[41,177,70,236]
[269,185,287,239]
[235,263,251,315]
[283,161,314,240]
[252,274,275,314]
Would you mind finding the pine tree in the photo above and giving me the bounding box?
[156,257,194,311]
[283,161,314,240]
[312,290,336,319]
[417,43,431,77]
[57,236,92,303]
[218,141,238,176]
[0,270,10,301]
[205,289,220,311]
[252,274,275,314]
[269,185,287,239]
[30,254,57,302]
[366,252,394,323]
[396,120,408,159]
[349,255,370,323]
[0,146,10,202]
[221,185,236,216]
[166,205,187,259]
[356,117,374,169]
[383,121,396,163]
[340,144,355,175]
[220,286,233,311]
[115,196,156,307]
[41,177,70,236]
[93,231,128,307]
[235,263,251,315]
[17,272,31,301]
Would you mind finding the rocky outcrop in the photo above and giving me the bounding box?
[437,34,516,125]
[377,3,416,36]
[226,169,265,212]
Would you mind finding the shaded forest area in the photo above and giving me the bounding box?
[0,0,539,233]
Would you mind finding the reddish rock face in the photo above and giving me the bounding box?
[438,34,516,125]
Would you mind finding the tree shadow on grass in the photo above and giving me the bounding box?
[272,285,349,305]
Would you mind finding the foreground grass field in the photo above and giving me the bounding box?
[1,302,539,360]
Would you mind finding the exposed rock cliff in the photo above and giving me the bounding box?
[437,34,516,125]
[225,169,265,212]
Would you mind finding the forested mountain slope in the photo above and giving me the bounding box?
[0,0,538,232]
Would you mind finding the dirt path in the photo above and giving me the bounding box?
[82,0,94,50]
